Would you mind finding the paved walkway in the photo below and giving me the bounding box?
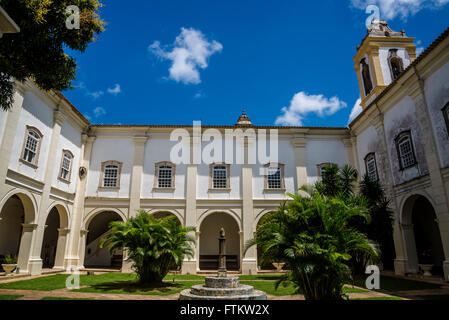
[0,283,400,300]
[7,270,449,300]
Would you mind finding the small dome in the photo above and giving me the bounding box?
[236,109,253,126]
[367,20,406,38]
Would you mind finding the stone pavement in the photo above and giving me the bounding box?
[0,284,401,301]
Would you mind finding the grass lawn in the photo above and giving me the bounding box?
[241,280,297,296]
[0,294,23,300]
[163,274,205,281]
[0,273,136,291]
[73,280,204,296]
[0,273,371,297]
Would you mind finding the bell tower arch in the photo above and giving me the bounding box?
[353,20,417,109]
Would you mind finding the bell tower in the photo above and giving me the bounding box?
[353,20,417,109]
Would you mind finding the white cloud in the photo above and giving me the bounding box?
[149,28,223,85]
[89,91,104,99]
[93,106,106,118]
[107,84,121,95]
[350,0,449,20]
[77,81,104,100]
[275,92,347,126]
[194,90,205,99]
[348,98,363,125]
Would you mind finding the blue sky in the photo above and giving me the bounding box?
[63,0,449,127]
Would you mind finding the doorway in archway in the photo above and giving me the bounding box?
[84,211,123,269]
[411,196,445,275]
[199,212,240,271]
[0,195,24,264]
[41,207,60,268]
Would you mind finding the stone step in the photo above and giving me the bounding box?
[190,284,255,297]
[205,276,240,288]
[179,289,267,300]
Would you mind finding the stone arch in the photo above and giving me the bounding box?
[400,193,445,276]
[198,211,241,271]
[253,209,277,233]
[0,190,38,273]
[147,209,183,225]
[197,209,242,232]
[0,188,37,224]
[83,208,127,230]
[46,201,70,229]
[400,191,437,225]
[40,202,71,269]
[253,209,279,271]
[83,209,126,269]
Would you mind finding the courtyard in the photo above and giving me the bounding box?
[0,271,447,301]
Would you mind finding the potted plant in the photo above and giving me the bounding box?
[419,249,434,277]
[2,254,18,276]
[272,262,286,272]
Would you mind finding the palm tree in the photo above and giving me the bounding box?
[316,164,358,199]
[100,210,196,285]
[245,187,378,300]
[360,174,395,270]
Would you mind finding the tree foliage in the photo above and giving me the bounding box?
[360,174,395,269]
[245,187,378,300]
[100,210,196,285]
[0,0,105,110]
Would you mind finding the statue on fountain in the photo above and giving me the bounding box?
[179,228,267,300]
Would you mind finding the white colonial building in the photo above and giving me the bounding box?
[0,20,448,280]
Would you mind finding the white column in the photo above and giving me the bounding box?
[342,138,357,170]
[66,135,96,269]
[290,136,308,191]
[370,113,408,275]
[408,80,449,280]
[120,135,148,273]
[16,224,38,274]
[128,136,148,217]
[241,137,257,274]
[182,164,198,274]
[0,84,26,195]
[53,228,70,270]
[28,110,65,275]
[77,229,89,269]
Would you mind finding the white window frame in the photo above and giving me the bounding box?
[20,126,43,167]
[264,163,285,190]
[395,131,417,170]
[209,163,230,190]
[58,150,74,183]
[154,162,176,190]
[99,161,123,189]
[364,153,378,182]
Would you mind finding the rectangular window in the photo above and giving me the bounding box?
[23,131,40,163]
[213,166,228,189]
[443,103,449,134]
[365,154,378,181]
[398,137,416,169]
[158,165,173,188]
[267,167,282,189]
[103,165,119,187]
[59,153,72,181]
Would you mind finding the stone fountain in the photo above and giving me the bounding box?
[179,228,266,300]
